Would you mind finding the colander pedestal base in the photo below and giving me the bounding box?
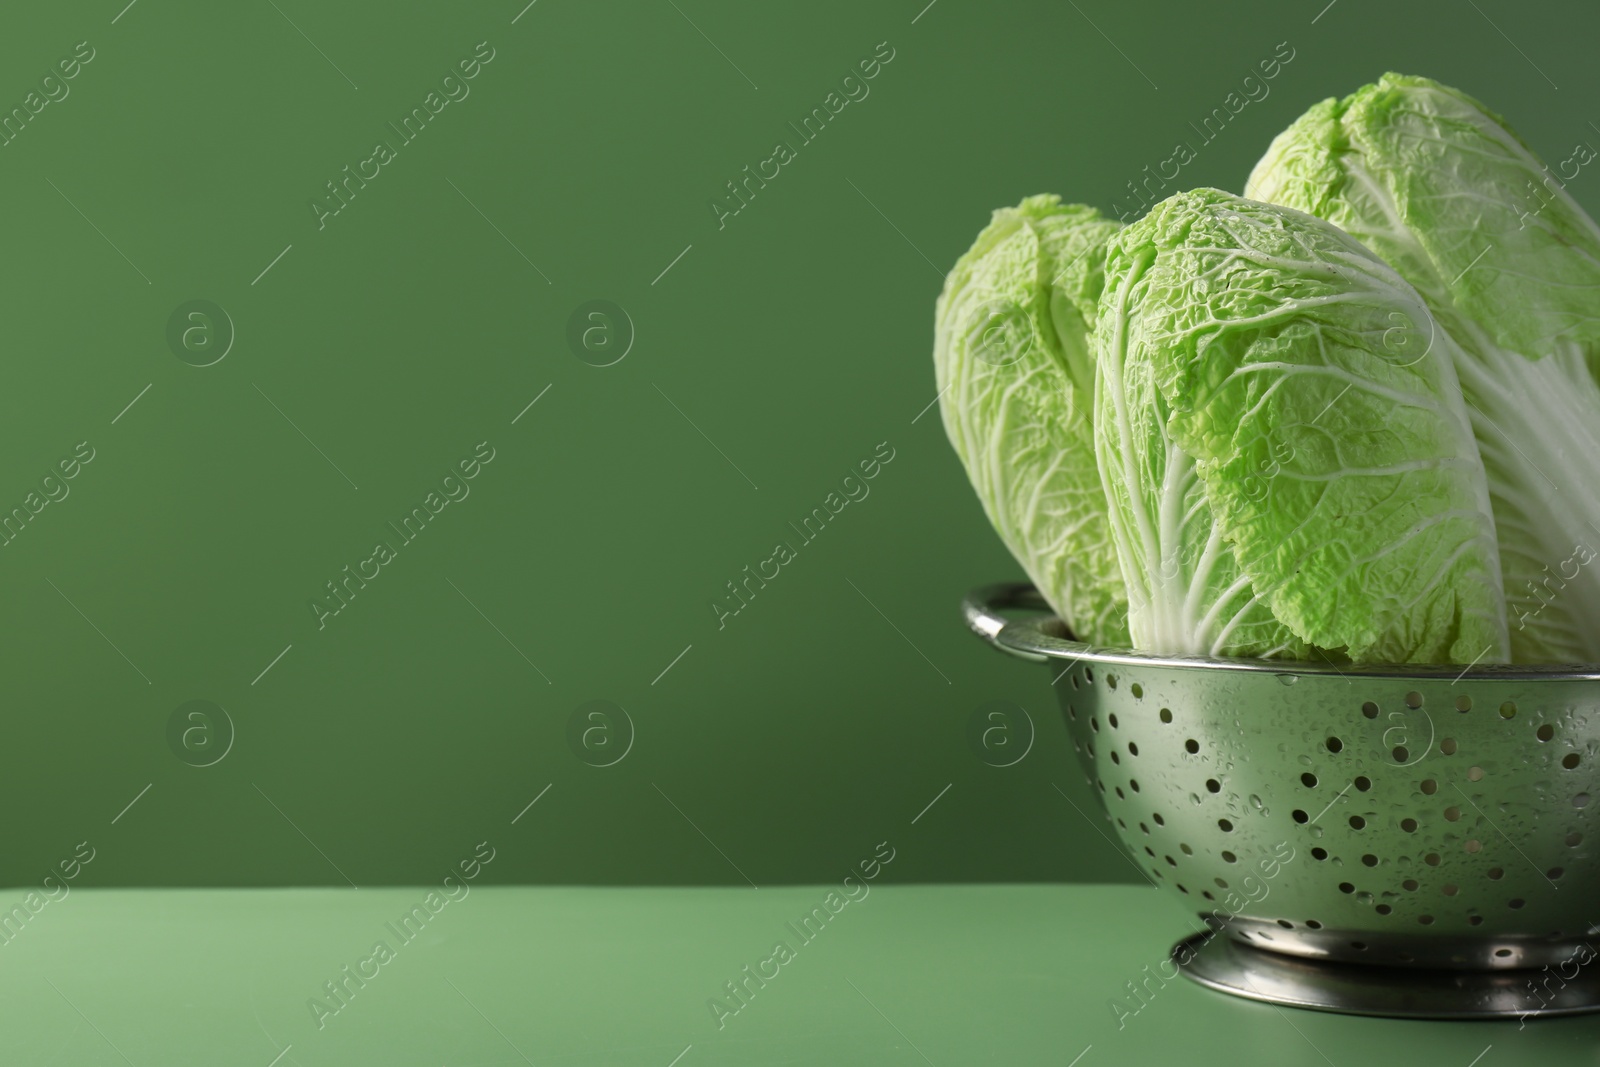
[1172,932,1600,1019]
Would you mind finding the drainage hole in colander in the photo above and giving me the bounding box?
[1469,916,1484,926]
[1355,776,1373,791]
[1567,831,1583,846]
[1302,772,1319,788]
[1128,742,1139,757]
[1218,818,1234,832]
[1402,878,1418,891]
[1159,707,1172,723]
[1487,866,1503,880]
[1144,846,1155,857]
[1495,948,1513,957]
[1115,787,1125,799]
[1206,778,1221,793]
[1456,695,1472,712]
[1202,890,1214,901]
[1338,882,1355,894]
[1443,883,1458,895]
[1139,822,1150,835]
[1419,915,1434,925]
[1468,766,1485,781]
[1165,855,1177,867]
[1424,852,1441,866]
[1176,883,1187,893]
[1108,713,1119,728]
[1361,854,1378,866]
[1537,723,1555,741]
[1151,814,1165,828]
[1185,739,1200,754]
[1180,843,1193,855]
[1257,931,1274,941]
[1444,806,1461,822]
[1393,745,1410,762]
[1130,779,1141,792]
[1292,809,1309,823]
[1106,675,1117,691]
[1406,691,1424,709]
[1362,701,1380,719]
[1349,815,1366,829]
[1111,751,1121,764]
[1276,919,1293,929]
[1117,818,1127,830]
[1326,736,1343,753]
[1400,818,1418,832]
[1509,898,1526,909]
[1499,700,1517,718]
[1215,878,1229,888]
[1575,793,1591,808]
[1466,839,1483,853]
[1097,779,1106,793]
[1131,683,1143,698]
[1305,920,1322,929]
[1091,717,1100,733]
[1420,778,1437,794]
[1549,866,1565,879]
[1219,851,1238,864]
[1564,753,1582,769]
[1395,949,1411,961]
[1375,904,1392,915]
[1350,940,1368,950]
[1311,847,1327,860]
[1085,667,1094,683]
[1441,738,1458,755]
[1071,675,1080,690]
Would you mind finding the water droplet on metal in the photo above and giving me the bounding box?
[1276,674,1299,686]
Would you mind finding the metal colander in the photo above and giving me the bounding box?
[966,582,1600,1019]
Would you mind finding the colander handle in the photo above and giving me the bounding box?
[962,582,1055,660]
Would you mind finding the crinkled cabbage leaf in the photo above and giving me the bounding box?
[1094,188,1508,663]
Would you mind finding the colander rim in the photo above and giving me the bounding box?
[964,581,1600,682]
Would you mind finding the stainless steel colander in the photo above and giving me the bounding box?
[966,582,1600,1019]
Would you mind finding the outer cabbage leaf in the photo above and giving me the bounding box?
[934,194,1128,644]
[1249,72,1600,662]
[1095,188,1508,664]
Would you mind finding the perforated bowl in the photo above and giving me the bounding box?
[966,582,1600,1018]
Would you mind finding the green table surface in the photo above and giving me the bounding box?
[4,884,1595,1066]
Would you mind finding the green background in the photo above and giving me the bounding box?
[0,0,1594,889]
